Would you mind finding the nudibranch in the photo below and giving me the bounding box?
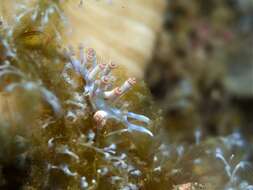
[63,45,153,137]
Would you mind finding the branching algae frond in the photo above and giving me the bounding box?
[1,1,156,189]
[63,46,153,137]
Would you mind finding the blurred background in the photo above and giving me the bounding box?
[145,0,253,141]
[66,0,253,143]
[56,0,253,188]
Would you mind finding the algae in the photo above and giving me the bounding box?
[0,1,252,190]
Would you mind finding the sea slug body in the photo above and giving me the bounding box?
[63,45,153,137]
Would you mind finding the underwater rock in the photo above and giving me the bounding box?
[224,41,253,98]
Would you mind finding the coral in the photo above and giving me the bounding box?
[172,183,204,190]
[0,1,253,190]
[65,0,165,77]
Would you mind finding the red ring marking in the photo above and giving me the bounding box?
[99,63,107,69]
[115,87,122,95]
[127,78,136,86]
[101,76,110,84]
[109,62,117,69]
